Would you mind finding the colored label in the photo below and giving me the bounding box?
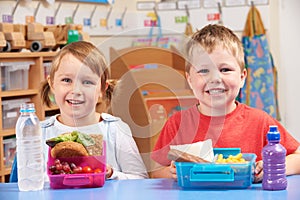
[83,18,91,26]
[175,16,188,23]
[46,16,55,25]
[65,17,73,24]
[26,16,35,23]
[100,19,107,27]
[115,18,122,26]
[207,13,220,21]
[2,15,13,23]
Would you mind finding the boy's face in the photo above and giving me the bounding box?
[49,53,102,125]
[186,46,247,116]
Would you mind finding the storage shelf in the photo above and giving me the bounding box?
[0,89,39,98]
[0,52,56,183]
[44,105,59,111]
[0,129,15,137]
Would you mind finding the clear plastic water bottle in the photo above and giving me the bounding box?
[262,125,287,190]
[16,103,44,191]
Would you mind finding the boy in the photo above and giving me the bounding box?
[150,24,300,182]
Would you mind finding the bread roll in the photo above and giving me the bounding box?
[51,141,89,158]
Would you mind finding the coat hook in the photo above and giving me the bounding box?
[185,4,190,20]
[120,7,127,29]
[217,2,223,25]
[251,1,256,35]
[105,6,113,30]
[153,6,158,20]
[54,2,62,20]
[34,1,41,20]
[89,5,97,28]
[72,3,80,23]
[11,0,21,16]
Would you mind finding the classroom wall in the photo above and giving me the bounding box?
[277,0,300,141]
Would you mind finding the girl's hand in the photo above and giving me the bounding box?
[169,161,177,180]
[106,164,113,179]
[254,160,263,183]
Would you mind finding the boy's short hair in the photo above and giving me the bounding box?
[185,24,245,73]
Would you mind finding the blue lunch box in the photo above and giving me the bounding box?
[175,148,257,189]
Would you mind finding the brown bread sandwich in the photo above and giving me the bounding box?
[46,131,103,158]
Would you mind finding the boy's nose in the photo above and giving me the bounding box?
[208,70,221,83]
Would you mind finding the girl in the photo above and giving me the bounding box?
[11,41,148,181]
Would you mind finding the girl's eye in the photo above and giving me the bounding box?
[62,78,72,83]
[83,80,94,85]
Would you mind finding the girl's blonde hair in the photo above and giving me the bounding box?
[185,24,245,73]
[41,41,111,107]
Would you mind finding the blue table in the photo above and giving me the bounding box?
[0,176,299,200]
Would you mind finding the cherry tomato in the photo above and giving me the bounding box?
[73,166,82,174]
[94,168,103,173]
[82,166,93,173]
[55,163,63,171]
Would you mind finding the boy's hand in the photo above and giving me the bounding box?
[106,164,113,179]
[254,160,263,183]
[169,161,177,180]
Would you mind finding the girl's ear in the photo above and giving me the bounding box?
[240,68,247,88]
[47,75,54,92]
[105,80,109,91]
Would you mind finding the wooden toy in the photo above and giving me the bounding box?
[0,23,26,52]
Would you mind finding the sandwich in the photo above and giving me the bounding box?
[46,131,103,158]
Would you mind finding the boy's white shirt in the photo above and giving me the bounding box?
[41,113,148,181]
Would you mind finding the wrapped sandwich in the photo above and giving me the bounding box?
[46,131,103,158]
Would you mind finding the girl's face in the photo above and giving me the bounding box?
[49,53,102,126]
[186,46,247,116]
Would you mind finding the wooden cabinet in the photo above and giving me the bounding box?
[109,46,197,175]
[0,52,57,182]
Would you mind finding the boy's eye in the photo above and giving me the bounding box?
[197,69,209,74]
[220,67,232,72]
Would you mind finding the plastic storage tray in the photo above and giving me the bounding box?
[47,142,106,189]
[175,148,257,189]
[1,98,31,129]
[3,137,16,168]
[1,62,32,91]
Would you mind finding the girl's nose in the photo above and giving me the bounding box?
[71,83,83,95]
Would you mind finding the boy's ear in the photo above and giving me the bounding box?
[240,68,247,88]
[185,72,193,90]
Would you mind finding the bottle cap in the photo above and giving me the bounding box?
[20,103,35,113]
[267,125,280,141]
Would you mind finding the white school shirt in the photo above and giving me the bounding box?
[41,113,148,180]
